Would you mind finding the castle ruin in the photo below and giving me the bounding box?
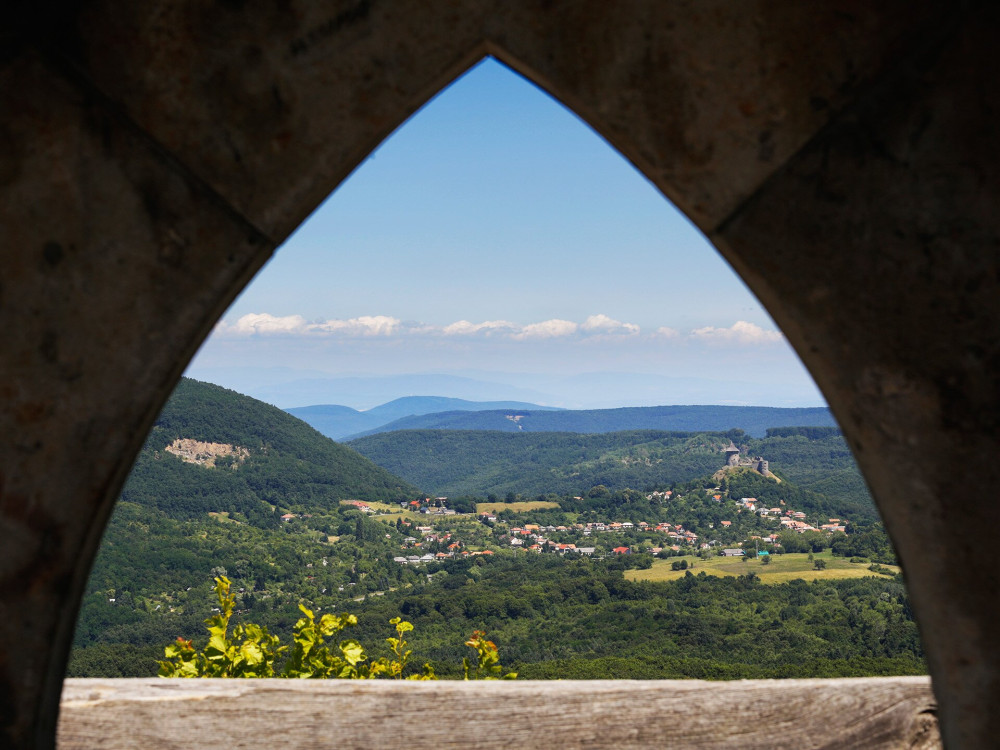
[722,441,772,477]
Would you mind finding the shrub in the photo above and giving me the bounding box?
[159,576,504,680]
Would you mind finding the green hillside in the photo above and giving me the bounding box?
[743,428,873,518]
[124,378,418,525]
[348,430,725,497]
[347,428,876,521]
[71,378,424,674]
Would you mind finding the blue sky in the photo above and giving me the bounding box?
[187,58,824,410]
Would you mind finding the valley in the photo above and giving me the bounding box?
[68,378,923,682]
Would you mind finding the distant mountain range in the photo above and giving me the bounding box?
[342,404,836,440]
[183,367,826,410]
[287,396,562,440]
[190,371,559,410]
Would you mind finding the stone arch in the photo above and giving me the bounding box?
[2,2,997,748]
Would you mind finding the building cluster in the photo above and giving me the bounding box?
[345,501,375,514]
[498,520,703,557]
[393,550,494,565]
[393,520,478,565]
[509,538,597,555]
[399,497,457,515]
[644,490,674,501]
[384,485,849,565]
[280,512,313,521]
[736,496,848,534]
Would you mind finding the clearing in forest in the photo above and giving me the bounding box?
[626,551,900,584]
[476,501,562,514]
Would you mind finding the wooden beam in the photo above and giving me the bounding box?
[58,677,940,749]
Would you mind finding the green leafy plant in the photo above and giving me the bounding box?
[282,604,369,678]
[159,577,283,678]
[376,617,436,680]
[160,576,466,680]
[160,637,199,678]
[462,630,517,680]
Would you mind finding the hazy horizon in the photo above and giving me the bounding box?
[185,366,825,412]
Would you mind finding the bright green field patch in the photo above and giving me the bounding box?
[626,551,900,584]
[476,501,561,514]
[373,510,422,522]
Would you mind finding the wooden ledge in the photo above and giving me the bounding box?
[58,677,940,749]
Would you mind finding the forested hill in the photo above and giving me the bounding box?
[122,378,418,524]
[350,430,721,497]
[345,404,835,440]
[348,427,877,522]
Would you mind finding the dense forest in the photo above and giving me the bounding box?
[349,430,724,498]
[348,556,923,679]
[72,550,922,680]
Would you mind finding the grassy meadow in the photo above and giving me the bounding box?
[476,501,561,514]
[626,551,900,584]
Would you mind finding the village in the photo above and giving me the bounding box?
[326,492,853,566]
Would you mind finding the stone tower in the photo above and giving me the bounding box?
[724,441,740,467]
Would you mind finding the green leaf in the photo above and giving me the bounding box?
[340,640,365,666]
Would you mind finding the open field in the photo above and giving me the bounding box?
[625,551,900,584]
[374,510,423,521]
[476,501,561,514]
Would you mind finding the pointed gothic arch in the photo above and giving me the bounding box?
[2,2,998,747]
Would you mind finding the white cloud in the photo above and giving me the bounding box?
[512,319,579,340]
[306,315,401,336]
[689,320,783,345]
[225,313,308,336]
[580,314,640,335]
[442,319,517,336]
[218,313,780,346]
[217,313,402,337]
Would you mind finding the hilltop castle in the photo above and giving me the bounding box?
[722,440,772,477]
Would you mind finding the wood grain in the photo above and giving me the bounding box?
[58,677,940,749]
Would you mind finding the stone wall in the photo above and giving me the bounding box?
[1,2,997,747]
